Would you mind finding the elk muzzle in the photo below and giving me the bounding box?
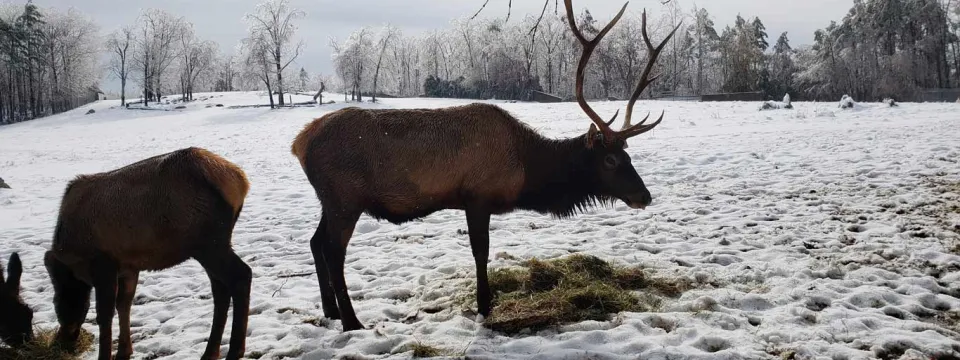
[622,188,653,210]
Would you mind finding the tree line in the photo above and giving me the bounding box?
[331,0,959,102]
[109,0,310,110]
[3,0,956,126]
[0,3,100,124]
[2,0,314,125]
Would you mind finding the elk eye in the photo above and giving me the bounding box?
[603,154,618,169]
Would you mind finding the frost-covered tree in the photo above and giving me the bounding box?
[297,67,309,92]
[177,24,216,101]
[1,3,101,124]
[214,52,239,92]
[241,32,275,108]
[132,9,185,105]
[330,27,372,101]
[106,25,134,105]
[244,0,305,106]
[691,6,720,95]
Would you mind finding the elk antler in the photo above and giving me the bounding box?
[564,0,626,143]
[564,0,681,146]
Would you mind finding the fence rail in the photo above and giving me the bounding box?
[919,89,960,102]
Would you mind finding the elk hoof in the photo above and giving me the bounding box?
[341,319,365,332]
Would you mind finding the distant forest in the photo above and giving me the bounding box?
[332,0,957,102]
[1,0,957,124]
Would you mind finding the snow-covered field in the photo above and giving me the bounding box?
[1,91,959,360]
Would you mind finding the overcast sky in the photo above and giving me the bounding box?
[29,0,852,93]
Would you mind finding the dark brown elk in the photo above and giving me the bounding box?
[0,147,252,360]
[0,253,31,347]
[290,0,679,332]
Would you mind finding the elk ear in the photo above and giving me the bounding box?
[585,124,600,149]
[7,253,22,295]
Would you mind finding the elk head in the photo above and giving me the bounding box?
[564,0,680,209]
[0,253,34,348]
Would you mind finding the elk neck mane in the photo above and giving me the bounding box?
[512,121,612,219]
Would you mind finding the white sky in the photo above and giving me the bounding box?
[25,0,853,93]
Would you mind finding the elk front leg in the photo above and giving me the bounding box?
[115,271,139,360]
[466,209,492,317]
[44,251,92,352]
[92,262,119,360]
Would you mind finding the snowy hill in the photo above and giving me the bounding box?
[1,92,959,359]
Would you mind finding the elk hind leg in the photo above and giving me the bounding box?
[195,249,251,360]
[322,211,363,331]
[310,216,341,319]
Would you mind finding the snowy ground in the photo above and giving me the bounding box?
[1,91,959,360]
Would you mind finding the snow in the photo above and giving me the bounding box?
[1,92,959,360]
[759,94,792,111]
[840,95,856,109]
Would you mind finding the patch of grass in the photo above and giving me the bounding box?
[484,254,686,334]
[0,327,94,360]
[404,341,446,358]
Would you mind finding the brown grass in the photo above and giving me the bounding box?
[483,254,689,334]
[397,341,448,358]
[0,327,94,360]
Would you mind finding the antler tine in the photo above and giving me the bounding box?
[564,0,628,141]
[605,109,620,126]
[622,10,682,131]
[623,110,664,138]
[635,111,650,127]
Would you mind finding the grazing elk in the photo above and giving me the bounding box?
[0,147,252,360]
[290,0,679,332]
[0,253,31,347]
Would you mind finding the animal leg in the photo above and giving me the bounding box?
[196,249,251,360]
[115,271,139,360]
[198,273,229,360]
[310,216,340,319]
[92,261,119,360]
[44,251,92,351]
[466,209,492,317]
[322,212,363,331]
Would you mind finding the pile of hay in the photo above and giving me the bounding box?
[0,328,94,360]
[483,254,690,333]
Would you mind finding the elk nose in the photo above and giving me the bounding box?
[639,190,653,207]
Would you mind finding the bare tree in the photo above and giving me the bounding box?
[330,28,372,101]
[241,32,275,108]
[133,9,185,106]
[215,52,239,91]
[178,24,216,101]
[371,25,398,102]
[106,26,134,105]
[244,0,305,106]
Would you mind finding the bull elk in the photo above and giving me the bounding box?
[290,0,679,332]
[0,147,252,360]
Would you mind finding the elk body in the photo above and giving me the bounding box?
[291,0,679,332]
[0,147,252,360]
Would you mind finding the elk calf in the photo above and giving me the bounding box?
[291,0,678,332]
[0,147,252,360]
